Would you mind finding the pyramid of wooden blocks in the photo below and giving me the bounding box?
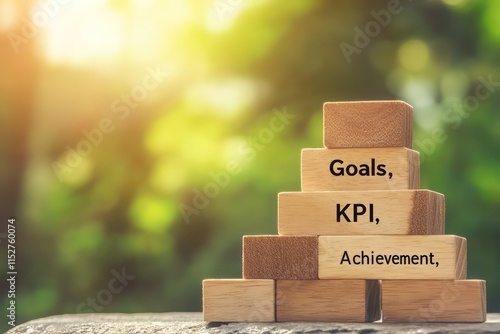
[202,100,487,323]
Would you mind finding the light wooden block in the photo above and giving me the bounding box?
[318,235,466,279]
[301,148,419,191]
[243,236,318,280]
[323,100,413,148]
[382,280,486,322]
[278,190,444,235]
[203,279,275,322]
[277,280,381,322]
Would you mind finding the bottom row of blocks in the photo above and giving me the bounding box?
[203,279,486,323]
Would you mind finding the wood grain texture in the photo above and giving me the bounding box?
[243,236,318,280]
[323,101,413,148]
[202,279,275,322]
[318,235,467,279]
[277,280,381,322]
[278,190,444,235]
[301,148,420,191]
[382,280,486,322]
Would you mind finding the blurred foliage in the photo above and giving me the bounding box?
[1,0,500,330]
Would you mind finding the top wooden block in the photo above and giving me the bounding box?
[323,101,413,148]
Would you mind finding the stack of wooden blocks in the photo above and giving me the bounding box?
[203,101,487,323]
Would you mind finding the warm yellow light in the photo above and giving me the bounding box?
[149,158,187,194]
[129,194,178,233]
[205,0,246,32]
[186,79,260,118]
[442,0,466,6]
[128,1,193,62]
[0,0,19,30]
[43,6,124,65]
[397,39,430,71]
[38,0,258,66]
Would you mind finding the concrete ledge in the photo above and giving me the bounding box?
[7,312,500,334]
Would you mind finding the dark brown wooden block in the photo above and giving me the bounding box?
[243,236,318,280]
[323,100,413,148]
[277,280,381,322]
[382,280,486,322]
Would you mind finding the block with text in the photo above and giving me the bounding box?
[318,235,467,279]
[202,100,487,323]
[301,148,420,191]
[278,190,444,235]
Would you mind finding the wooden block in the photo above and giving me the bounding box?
[243,236,318,279]
[277,280,381,322]
[318,235,467,279]
[323,100,413,148]
[301,148,419,191]
[382,280,486,322]
[202,279,275,322]
[278,190,444,235]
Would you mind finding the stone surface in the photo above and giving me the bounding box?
[7,312,500,334]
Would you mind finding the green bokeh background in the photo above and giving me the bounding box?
[1,0,500,331]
